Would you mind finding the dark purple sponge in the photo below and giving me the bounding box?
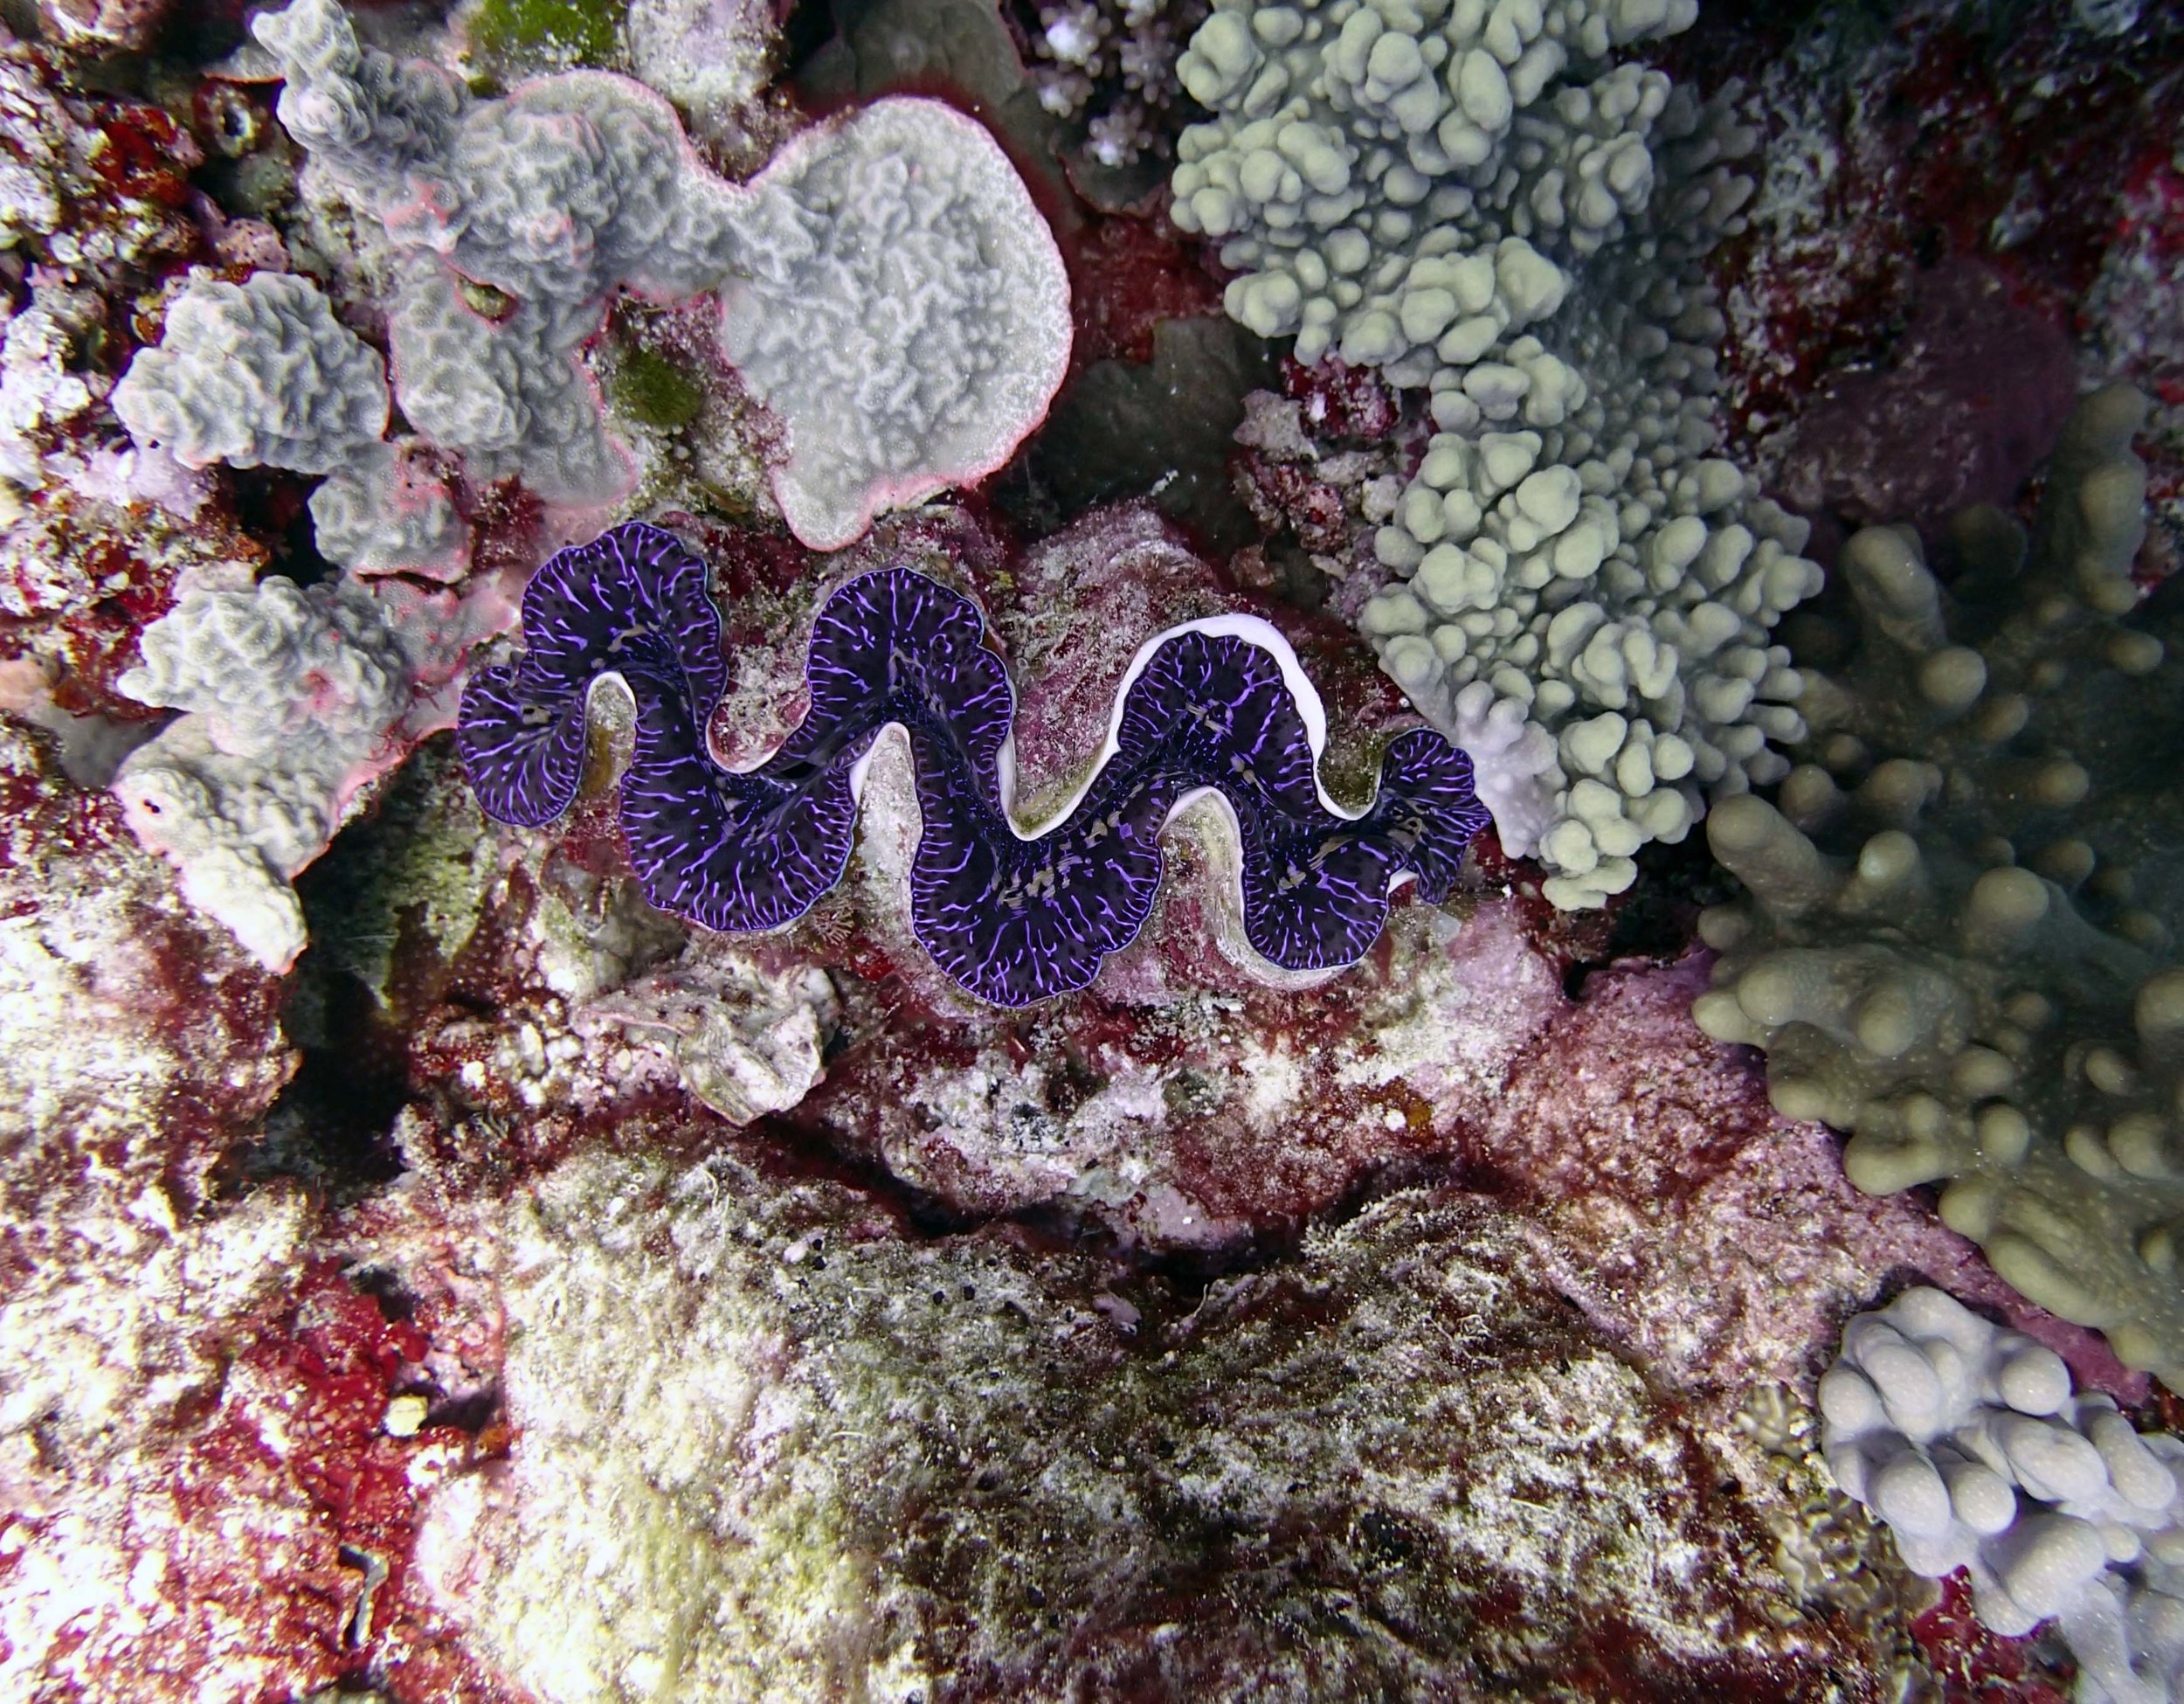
[458,522,1492,1007]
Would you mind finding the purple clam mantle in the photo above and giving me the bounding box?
[458,523,1491,1006]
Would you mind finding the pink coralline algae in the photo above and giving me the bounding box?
[0,730,512,1702]
[1701,0,2184,553]
[1468,952,2151,1405]
[1763,260,2081,558]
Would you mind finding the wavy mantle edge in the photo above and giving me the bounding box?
[569,601,1445,961]
[463,530,1489,1006]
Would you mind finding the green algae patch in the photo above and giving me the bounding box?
[613,345,706,431]
[294,741,495,1014]
[465,0,626,75]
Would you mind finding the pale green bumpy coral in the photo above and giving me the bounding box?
[1170,0,1821,906]
[1694,387,2184,1386]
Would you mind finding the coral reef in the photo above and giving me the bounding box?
[1171,0,1823,906]
[3,0,2181,1696]
[91,0,1070,959]
[252,0,730,505]
[0,724,368,1702]
[717,99,1073,550]
[1704,0,2184,551]
[1693,385,2184,1386]
[1822,1287,2184,1701]
[0,481,261,732]
[459,521,1488,1003]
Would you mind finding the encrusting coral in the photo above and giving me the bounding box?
[244,0,1070,542]
[308,440,473,582]
[716,98,1074,549]
[1695,385,2184,1387]
[109,272,389,476]
[458,521,1489,1003]
[114,566,515,970]
[1171,0,1822,907]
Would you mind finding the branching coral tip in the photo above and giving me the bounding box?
[458,522,1491,1005]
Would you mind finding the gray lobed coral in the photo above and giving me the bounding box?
[720,100,1074,550]
[112,570,484,970]
[109,272,387,475]
[1822,1287,2184,1702]
[247,0,1069,540]
[1169,0,1821,905]
[1694,386,2184,1386]
[254,0,741,504]
[307,439,470,580]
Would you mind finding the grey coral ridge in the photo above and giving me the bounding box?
[717,100,1075,549]
[110,271,386,475]
[309,440,469,579]
[113,574,418,970]
[110,270,468,578]
[1169,0,1821,906]
[1696,387,2184,1389]
[1823,1287,2184,1704]
[245,0,1069,544]
[254,0,739,504]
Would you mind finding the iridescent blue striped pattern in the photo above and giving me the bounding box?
[458,522,1491,1007]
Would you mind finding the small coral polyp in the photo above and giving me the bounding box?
[458,522,1489,1005]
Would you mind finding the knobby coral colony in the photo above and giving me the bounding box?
[458,523,1490,1005]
